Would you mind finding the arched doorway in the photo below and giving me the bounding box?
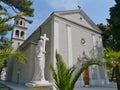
[82,68,90,85]
[78,51,90,86]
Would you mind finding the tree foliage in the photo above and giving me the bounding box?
[0,47,27,75]
[0,0,34,17]
[98,1,120,90]
[106,1,120,90]
[0,48,27,65]
[98,0,120,51]
[0,0,33,73]
[107,0,120,51]
[50,52,103,90]
[97,23,111,48]
[0,37,12,49]
[103,49,120,67]
[0,0,34,25]
[103,48,120,90]
[0,0,34,49]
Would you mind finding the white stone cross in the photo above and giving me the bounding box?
[40,34,49,51]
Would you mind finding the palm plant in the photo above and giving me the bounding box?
[0,48,27,74]
[0,48,27,64]
[103,48,120,90]
[50,52,103,90]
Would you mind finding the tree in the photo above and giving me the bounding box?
[50,52,103,90]
[104,0,120,90]
[97,1,120,90]
[97,24,115,80]
[103,48,120,90]
[0,0,34,21]
[0,12,13,49]
[0,0,34,30]
[97,24,111,48]
[1,0,34,17]
[0,0,33,74]
[107,0,120,51]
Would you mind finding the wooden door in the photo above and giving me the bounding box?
[82,68,90,85]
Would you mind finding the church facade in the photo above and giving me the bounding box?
[6,9,109,88]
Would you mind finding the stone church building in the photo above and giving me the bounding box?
[6,9,109,88]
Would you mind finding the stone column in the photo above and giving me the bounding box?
[96,66,101,85]
[104,64,109,85]
[88,66,93,85]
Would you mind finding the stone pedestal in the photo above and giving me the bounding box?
[26,81,53,90]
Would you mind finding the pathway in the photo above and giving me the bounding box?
[0,80,117,90]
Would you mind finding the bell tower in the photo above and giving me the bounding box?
[11,18,27,50]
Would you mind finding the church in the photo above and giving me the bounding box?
[6,9,109,88]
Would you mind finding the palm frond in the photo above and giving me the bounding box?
[70,59,103,89]
[9,50,27,64]
[68,66,76,80]
[50,64,59,88]
[51,52,103,90]
[50,52,71,90]
[103,48,120,67]
[55,52,69,90]
[0,48,27,64]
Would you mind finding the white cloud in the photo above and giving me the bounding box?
[46,0,81,10]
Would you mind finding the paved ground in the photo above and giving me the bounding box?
[0,83,13,90]
[74,87,117,90]
[75,87,117,90]
[0,80,117,90]
[75,82,117,90]
[0,81,28,90]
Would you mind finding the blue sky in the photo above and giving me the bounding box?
[13,0,116,38]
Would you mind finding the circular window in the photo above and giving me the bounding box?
[81,38,86,45]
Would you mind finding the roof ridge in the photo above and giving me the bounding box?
[52,9,81,15]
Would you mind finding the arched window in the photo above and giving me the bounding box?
[20,21,22,25]
[18,42,20,46]
[16,20,18,25]
[15,30,19,37]
[21,31,24,38]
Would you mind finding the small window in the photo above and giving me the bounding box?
[20,21,22,25]
[15,30,19,37]
[16,20,18,25]
[80,17,82,20]
[18,42,20,46]
[21,31,24,38]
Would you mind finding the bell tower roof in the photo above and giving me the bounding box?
[14,17,27,28]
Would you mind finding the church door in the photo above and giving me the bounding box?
[82,68,90,85]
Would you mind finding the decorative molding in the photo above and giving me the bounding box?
[54,20,59,52]
[11,38,25,41]
[51,19,59,67]
[66,24,73,67]
[13,25,28,29]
